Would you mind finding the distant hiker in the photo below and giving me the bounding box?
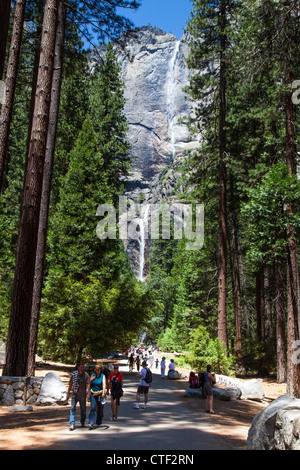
[203,364,216,414]
[160,357,166,379]
[67,362,90,431]
[149,353,154,368]
[88,363,106,429]
[155,358,159,368]
[136,355,141,372]
[134,359,151,409]
[128,354,134,372]
[108,365,124,420]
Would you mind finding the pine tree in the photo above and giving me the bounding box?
[3,0,59,377]
[89,42,131,202]
[185,0,237,350]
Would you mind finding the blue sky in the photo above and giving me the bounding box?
[119,0,193,39]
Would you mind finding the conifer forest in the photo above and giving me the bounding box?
[0,1,300,398]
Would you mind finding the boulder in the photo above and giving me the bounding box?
[274,404,300,450]
[247,395,300,450]
[183,385,241,401]
[215,386,242,401]
[7,405,33,413]
[36,372,67,406]
[2,384,15,405]
[239,379,265,401]
[216,374,264,402]
[168,370,181,380]
[183,388,203,398]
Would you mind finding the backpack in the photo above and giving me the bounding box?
[198,372,205,387]
[144,367,152,384]
[189,376,198,389]
[112,374,123,398]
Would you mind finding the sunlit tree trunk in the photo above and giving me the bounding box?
[3,0,59,377]
[0,0,26,195]
[27,1,65,376]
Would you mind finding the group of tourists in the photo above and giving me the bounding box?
[188,365,216,414]
[126,347,176,381]
[66,351,216,430]
[67,356,152,431]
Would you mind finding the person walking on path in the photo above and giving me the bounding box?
[88,364,106,429]
[128,354,134,372]
[67,362,90,430]
[160,356,166,378]
[136,355,141,372]
[134,359,150,409]
[203,364,216,414]
[108,364,123,421]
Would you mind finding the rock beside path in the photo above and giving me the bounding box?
[7,405,33,412]
[36,372,67,406]
[183,374,265,402]
[247,395,300,450]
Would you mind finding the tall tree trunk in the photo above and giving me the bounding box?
[3,0,59,377]
[264,266,273,340]
[256,271,263,342]
[228,206,242,369]
[0,0,11,80]
[285,64,300,397]
[25,0,45,167]
[217,0,227,349]
[238,235,250,336]
[275,259,287,384]
[27,1,65,377]
[0,0,26,195]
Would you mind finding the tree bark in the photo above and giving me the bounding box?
[0,0,11,80]
[27,1,65,377]
[0,0,26,195]
[285,64,300,397]
[275,259,287,384]
[3,0,59,377]
[217,0,228,349]
[256,271,263,342]
[264,266,273,340]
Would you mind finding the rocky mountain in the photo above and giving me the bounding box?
[91,26,198,281]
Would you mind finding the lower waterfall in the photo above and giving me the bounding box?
[137,204,150,282]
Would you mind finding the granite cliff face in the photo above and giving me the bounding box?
[92,27,198,280]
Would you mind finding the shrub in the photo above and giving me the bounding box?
[182,325,233,375]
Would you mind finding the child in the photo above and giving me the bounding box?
[189,371,198,388]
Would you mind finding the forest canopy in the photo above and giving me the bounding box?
[0,0,299,397]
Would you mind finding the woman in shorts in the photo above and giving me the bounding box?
[203,364,216,414]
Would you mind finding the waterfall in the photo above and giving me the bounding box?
[166,40,180,159]
[137,204,150,282]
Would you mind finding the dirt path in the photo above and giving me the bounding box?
[0,358,269,451]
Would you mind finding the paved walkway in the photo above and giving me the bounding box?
[46,360,247,451]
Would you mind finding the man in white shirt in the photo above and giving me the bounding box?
[134,360,150,409]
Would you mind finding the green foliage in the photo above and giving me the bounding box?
[38,274,158,363]
[88,42,131,201]
[242,163,300,268]
[239,337,276,376]
[182,325,233,375]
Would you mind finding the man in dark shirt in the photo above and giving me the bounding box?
[67,362,90,430]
